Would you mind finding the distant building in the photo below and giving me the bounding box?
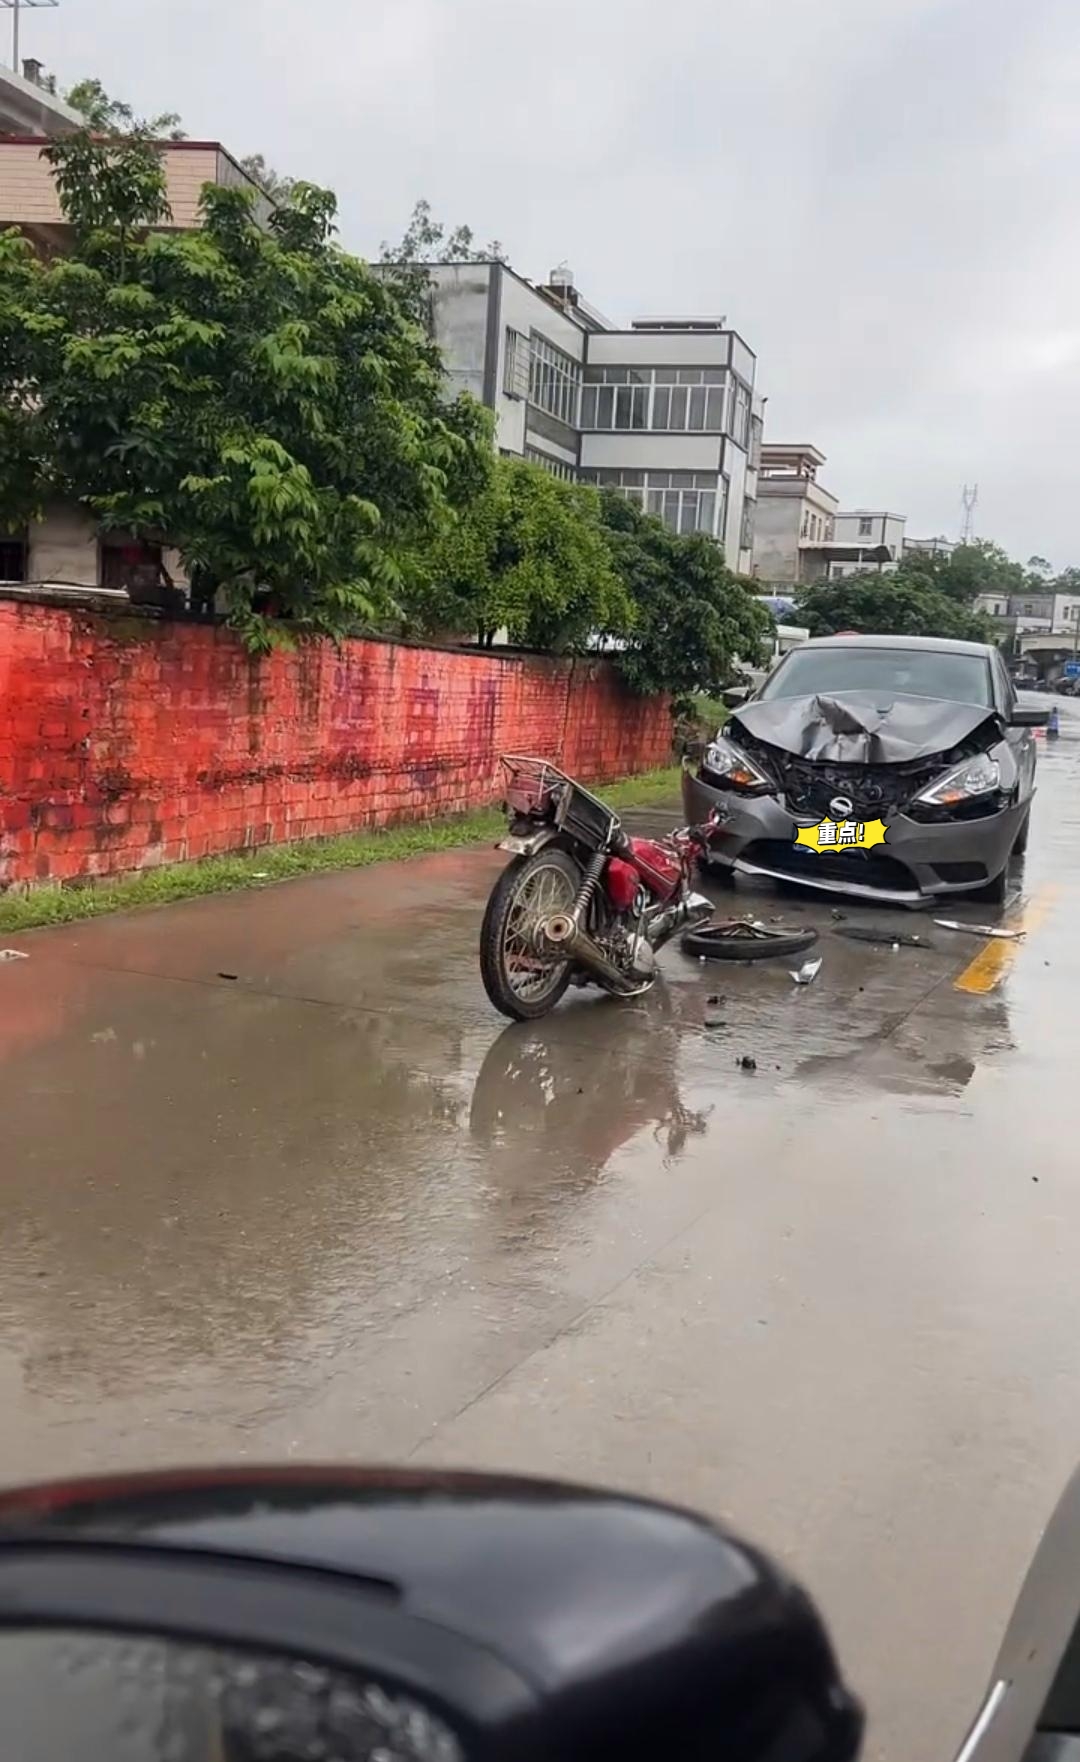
[906,535,956,559]
[752,444,906,584]
[0,59,269,596]
[423,260,760,572]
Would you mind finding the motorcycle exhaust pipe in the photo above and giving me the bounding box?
[542,912,645,997]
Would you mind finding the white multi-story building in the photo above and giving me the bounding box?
[425,261,760,573]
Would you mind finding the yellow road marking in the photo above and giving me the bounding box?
[953,883,1058,994]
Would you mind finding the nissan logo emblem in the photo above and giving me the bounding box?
[829,796,854,819]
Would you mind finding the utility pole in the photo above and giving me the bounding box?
[1,0,59,74]
[960,483,979,545]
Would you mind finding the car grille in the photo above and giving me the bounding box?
[733,727,989,819]
[740,839,918,894]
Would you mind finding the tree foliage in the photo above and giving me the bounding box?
[64,77,185,140]
[406,458,627,650]
[795,571,993,642]
[598,493,772,704]
[238,153,295,204]
[0,144,492,646]
[379,199,507,327]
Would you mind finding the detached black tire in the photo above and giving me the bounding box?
[682,922,819,961]
[480,847,581,1021]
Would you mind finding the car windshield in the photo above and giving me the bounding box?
[760,646,993,707]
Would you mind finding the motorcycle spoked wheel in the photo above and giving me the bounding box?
[681,920,819,961]
[480,848,584,1021]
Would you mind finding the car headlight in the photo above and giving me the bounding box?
[703,736,773,793]
[914,751,1001,807]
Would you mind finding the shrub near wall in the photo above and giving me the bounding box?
[0,602,671,889]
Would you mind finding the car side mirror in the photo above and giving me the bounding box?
[1010,706,1050,726]
[0,1467,862,1762]
[723,685,752,708]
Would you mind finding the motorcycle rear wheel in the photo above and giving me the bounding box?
[480,848,581,1020]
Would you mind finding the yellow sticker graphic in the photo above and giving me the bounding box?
[794,817,888,855]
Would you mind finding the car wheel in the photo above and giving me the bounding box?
[1012,808,1030,856]
[969,865,1008,905]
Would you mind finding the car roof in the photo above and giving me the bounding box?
[799,634,995,658]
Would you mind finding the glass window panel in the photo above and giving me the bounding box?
[663,490,681,528]
[596,385,614,427]
[678,497,697,535]
[669,386,688,428]
[615,386,633,427]
[653,367,679,384]
[646,488,665,517]
[621,470,644,486]
[718,477,729,540]
[631,384,648,428]
[606,367,628,384]
[698,491,716,532]
[583,366,604,384]
[651,386,671,429]
[626,486,646,507]
[670,471,695,488]
[706,387,726,429]
[648,471,670,488]
[677,369,700,385]
[580,386,598,427]
[702,368,726,385]
[688,386,707,430]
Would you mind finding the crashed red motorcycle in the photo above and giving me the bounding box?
[480,755,715,1020]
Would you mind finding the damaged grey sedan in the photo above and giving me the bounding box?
[683,635,1048,905]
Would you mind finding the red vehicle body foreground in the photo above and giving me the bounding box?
[478,755,715,1020]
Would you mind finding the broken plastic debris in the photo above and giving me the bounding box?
[790,957,823,985]
[704,993,725,1029]
[738,1054,757,1072]
[0,948,28,961]
[933,919,1025,940]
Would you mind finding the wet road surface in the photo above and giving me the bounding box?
[4,698,1080,1759]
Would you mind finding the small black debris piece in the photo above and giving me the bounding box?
[738,1054,757,1072]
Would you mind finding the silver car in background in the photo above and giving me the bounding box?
[683,635,1048,905]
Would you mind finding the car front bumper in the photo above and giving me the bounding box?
[682,763,1026,905]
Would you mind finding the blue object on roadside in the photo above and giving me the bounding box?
[1048,706,1061,738]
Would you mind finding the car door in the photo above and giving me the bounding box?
[993,653,1036,804]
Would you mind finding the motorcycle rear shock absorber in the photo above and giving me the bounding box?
[569,850,607,928]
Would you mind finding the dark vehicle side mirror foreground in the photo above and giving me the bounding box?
[0,1466,862,1762]
[724,684,752,708]
[1011,706,1051,726]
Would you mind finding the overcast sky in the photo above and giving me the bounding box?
[25,0,1080,564]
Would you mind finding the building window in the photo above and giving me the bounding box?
[528,334,581,427]
[579,366,729,434]
[731,379,751,449]
[0,535,27,582]
[579,468,720,537]
[740,499,755,553]
[100,533,166,597]
[503,328,530,400]
[858,516,873,538]
[801,510,810,538]
[524,445,577,483]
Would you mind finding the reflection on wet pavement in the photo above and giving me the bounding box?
[3,698,1080,1762]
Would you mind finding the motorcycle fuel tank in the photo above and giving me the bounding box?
[627,837,682,902]
[604,857,640,913]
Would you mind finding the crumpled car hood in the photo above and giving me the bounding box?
[732,691,999,764]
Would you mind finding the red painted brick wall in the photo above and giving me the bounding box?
[0,601,672,888]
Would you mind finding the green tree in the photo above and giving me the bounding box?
[379,199,507,326]
[599,493,772,705]
[909,539,1026,604]
[238,153,295,203]
[42,128,171,278]
[0,151,493,648]
[795,572,994,642]
[64,77,185,140]
[406,457,627,650]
